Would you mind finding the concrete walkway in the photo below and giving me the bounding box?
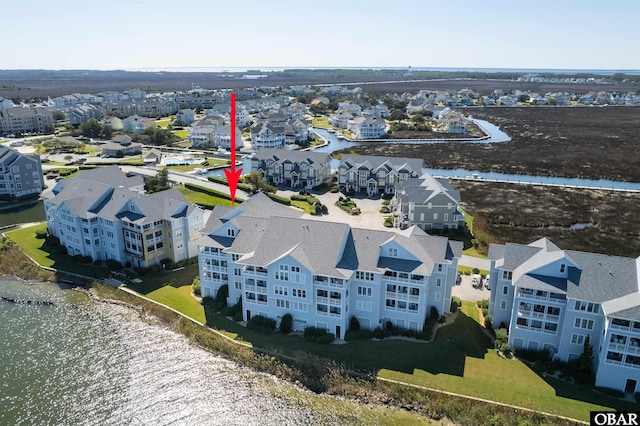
[459,254,491,270]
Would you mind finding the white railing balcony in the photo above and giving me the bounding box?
[386,291,396,298]
[531,311,545,319]
[255,300,267,306]
[329,298,341,306]
[546,313,560,321]
[245,284,256,292]
[256,287,267,295]
[606,359,623,366]
[609,342,627,352]
[627,345,640,355]
[611,323,631,331]
[623,362,640,369]
[329,281,343,288]
[317,296,328,304]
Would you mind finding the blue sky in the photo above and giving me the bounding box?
[1,0,638,70]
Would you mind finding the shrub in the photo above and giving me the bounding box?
[315,333,335,344]
[385,320,393,332]
[482,308,489,317]
[344,329,374,341]
[349,316,360,331]
[247,315,276,334]
[430,306,439,321]
[635,392,640,403]
[380,206,390,213]
[372,327,387,339]
[192,276,201,296]
[35,229,48,239]
[81,255,93,264]
[233,310,243,322]
[267,193,291,206]
[106,259,123,271]
[280,313,293,334]
[382,199,391,205]
[484,314,493,329]
[472,267,480,274]
[450,296,462,313]
[391,325,400,336]
[303,326,334,343]
[477,299,489,309]
[517,349,551,364]
[216,284,228,303]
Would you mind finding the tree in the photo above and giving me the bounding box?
[242,171,276,194]
[195,104,204,114]
[576,334,594,377]
[145,167,170,193]
[101,125,113,140]
[389,109,407,121]
[80,119,102,138]
[42,123,55,134]
[280,313,293,334]
[52,110,66,121]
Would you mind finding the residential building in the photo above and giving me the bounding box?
[99,135,142,157]
[102,116,123,130]
[188,115,224,148]
[196,193,462,339]
[394,175,465,231]
[338,155,422,196]
[67,104,103,126]
[176,109,195,125]
[347,117,386,139]
[122,115,155,133]
[0,107,54,136]
[214,126,244,151]
[143,148,163,165]
[250,149,332,189]
[488,238,640,394]
[0,146,44,199]
[44,166,204,268]
[0,97,15,110]
[250,123,286,151]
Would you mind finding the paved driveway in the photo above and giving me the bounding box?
[452,274,491,302]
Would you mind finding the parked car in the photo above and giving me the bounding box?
[484,275,491,290]
[456,273,462,285]
[471,274,482,288]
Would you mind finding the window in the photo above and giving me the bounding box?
[502,286,509,295]
[437,264,443,272]
[234,267,241,276]
[234,281,241,290]
[227,228,235,237]
[357,286,372,297]
[276,299,289,309]
[574,301,598,313]
[356,300,372,312]
[560,264,565,273]
[388,248,397,257]
[433,213,438,220]
[444,213,449,222]
[275,264,289,281]
[502,271,513,280]
[355,271,374,281]
[436,278,442,287]
[574,318,594,330]
[274,285,288,296]
[571,334,585,345]
[500,300,507,310]
[434,292,441,302]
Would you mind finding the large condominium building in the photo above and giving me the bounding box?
[338,155,422,196]
[44,166,204,268]
[250,149,332,190]
[0,107,54,136]
[488,238,640,394]
[0,146,44,199]
[197,193,462,339]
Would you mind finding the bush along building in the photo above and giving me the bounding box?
[43,166,204,268]
[487,238,640,394]
[196,193,462,340]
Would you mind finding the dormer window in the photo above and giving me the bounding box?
[560,264,565,273]
[388,248,397,257]
[228,229,235,237]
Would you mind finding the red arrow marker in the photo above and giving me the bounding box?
[224,93,242,205]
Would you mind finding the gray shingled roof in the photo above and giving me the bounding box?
[340,155,423,175]
[252,149,330,166]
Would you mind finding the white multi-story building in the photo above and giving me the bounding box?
[197,193,462,339]
[338,155,422,196]
[0,146,44,199]
[347,116,386,139]
[488,238,640,394]
[44,166,204,268]
[0,107,54,136]
[250,149,332,189]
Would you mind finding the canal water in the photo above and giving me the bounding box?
[205,121,639,191]
[0,201,46,228]
[0,279,352,425]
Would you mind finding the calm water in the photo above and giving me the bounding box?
[0,202,46,228]
[0,279,350,425]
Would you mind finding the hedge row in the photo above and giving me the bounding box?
[184,182,245,203]
[267,193,291,206]
[207,176,252,192]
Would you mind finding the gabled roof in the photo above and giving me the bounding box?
[340,154,422,175]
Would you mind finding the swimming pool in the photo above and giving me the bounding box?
[164,158,195,166]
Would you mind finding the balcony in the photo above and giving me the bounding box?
[609,342,627,352]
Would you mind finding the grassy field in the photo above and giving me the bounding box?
[311,116,331,128]
[6,223,109,279]
[172,129,189,139]
[175,186,235,207]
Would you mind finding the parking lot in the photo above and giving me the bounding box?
[452,274,491,302]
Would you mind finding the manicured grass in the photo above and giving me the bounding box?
[6,223,109,279]
[125,263,205,323]
[154,118,172,128]
[311,116,331,128]
[175,186,236,207]
[172,129,188,139]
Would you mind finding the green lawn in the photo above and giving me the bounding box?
[458,265,489,276]
[172,130,189,139]
[175,186,235,207]
[155,118,172,128]
[311,116,331,129]
[200,301,635,422]
[6,223,109,279]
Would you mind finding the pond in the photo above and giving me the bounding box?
[0,201,46,228]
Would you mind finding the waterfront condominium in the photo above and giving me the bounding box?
[487,238,640,394]
[44,166,204,268]
[196,193,462,339]
[0,146,44,200]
